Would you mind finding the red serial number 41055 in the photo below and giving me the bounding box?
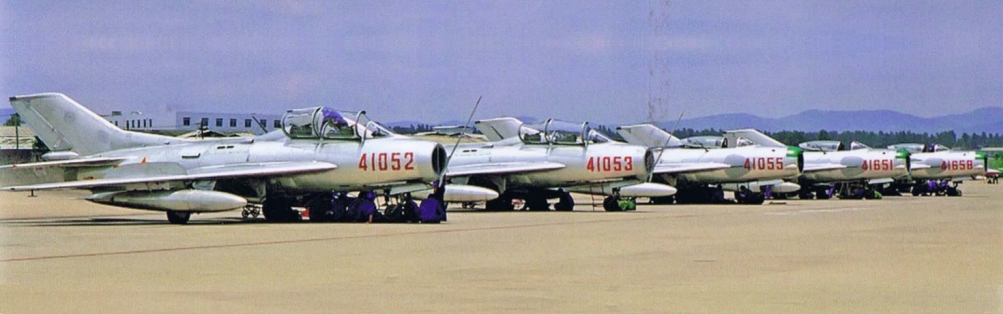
[358,152,415,171]
[743,157,784,170]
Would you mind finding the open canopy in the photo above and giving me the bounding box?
[281,107,394,140]
[519,119,611,145]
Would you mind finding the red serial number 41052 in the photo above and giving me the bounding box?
[358,152,415,171]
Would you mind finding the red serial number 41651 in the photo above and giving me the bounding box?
[940,160,974,171]
[358,152,415,171]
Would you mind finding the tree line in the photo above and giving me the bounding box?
[668,128,1003,150]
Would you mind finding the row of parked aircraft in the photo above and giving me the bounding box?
[0,93,992,224]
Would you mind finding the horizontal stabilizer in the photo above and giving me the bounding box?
[446,162,564,177]
[652,162,731,175]
[2,161,336,191]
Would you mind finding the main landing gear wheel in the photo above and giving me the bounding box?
[485,196,515,211]
[947,187,962,197]
[241,205,261,219]
[166,211,191,224]
[263,196,301,222]
[524,196,550,211]
[648,196,674,205]
[554,191,574,211]
[603,196,636,211]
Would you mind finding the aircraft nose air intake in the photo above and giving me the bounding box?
[787,146,805,173]
[644,149,655,176]
[432,144,447,177]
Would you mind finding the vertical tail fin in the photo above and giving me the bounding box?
[9,93,180,156]
[616,124,682,147]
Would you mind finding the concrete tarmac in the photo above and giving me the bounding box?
[1,183,1002,313]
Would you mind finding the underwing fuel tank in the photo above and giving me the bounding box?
[415,185,501,202]
[617,182,678,197]
[87,190,247,212]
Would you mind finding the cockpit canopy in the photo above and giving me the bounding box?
[519,119,611,145]
[849,141,871,150]
[799,140,844,152]
[887,143,950,153]
[681,136,725,149]
[281,107,394,140]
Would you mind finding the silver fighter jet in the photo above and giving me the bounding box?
[617,124,803,204]
[2,93,496,223]
[441,117,677,211]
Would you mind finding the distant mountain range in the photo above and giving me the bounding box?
[386,108,1003,135]
[659,107,1003,134]
[5,106,1001,135]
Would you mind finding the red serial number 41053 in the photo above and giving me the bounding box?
[587,156,633,172]
[358,152,415,171]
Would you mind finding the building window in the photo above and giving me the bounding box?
[143,119,147,128]
[183,117,190,126]
[245,119,252,128]
[114,121,118,126]
[215,118,223,127]
[274,120,281,128]
[230,119,237,127]
[201,118,209,127]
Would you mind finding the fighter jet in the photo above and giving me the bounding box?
[724,129,910,199]
[440,117,677,211]
[616,124,803,204]
[2,93,496,224]
[886,143,987,196]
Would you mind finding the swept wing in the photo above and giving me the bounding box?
[446,162,565,177]
[3,161,336,191]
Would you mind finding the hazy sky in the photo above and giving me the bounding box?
[2,1,1001,124]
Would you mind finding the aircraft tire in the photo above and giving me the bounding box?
[649,196,674,204]
[815,189,831,200]
[525,197,549,211]
[746,192,766,205]
[263,197,299,222]
[485,197,514,211]
[554,192,574,211]
[166,211,191,224]
[947,188,962,197]
[602,196,621,211]
[797,189,814,200]
[306,196,332,223]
